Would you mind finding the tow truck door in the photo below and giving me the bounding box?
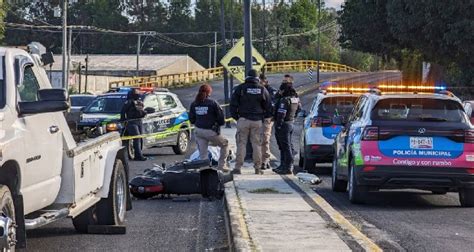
[16,62,63,213]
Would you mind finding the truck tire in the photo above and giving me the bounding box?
[332,159,347,192]
[96,159,128,225]
[172,130,189,155]
[0,185,16,250]
[459,188,474,207]
[348,159,367,204]
[72,205,97,233]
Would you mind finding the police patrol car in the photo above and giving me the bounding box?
[79,87,191,159]
[299,87,359,172]
[332,86,474,206]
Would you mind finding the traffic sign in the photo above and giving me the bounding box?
[220,37,266,83]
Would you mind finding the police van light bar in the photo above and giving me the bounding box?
[377,84,446,91]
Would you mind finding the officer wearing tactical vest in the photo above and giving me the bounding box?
[230,69,272,174]
[273,85,301,175]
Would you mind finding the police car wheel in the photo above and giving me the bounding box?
[127,140,135,160]
[332,159,347,192]
[173,130,189,155]
[348,159,367,204]
[459,188,474,207]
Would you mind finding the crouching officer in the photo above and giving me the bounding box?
[273,85,300,174]
[230,69,272,174]
[189,84,229,171]
[121,89,148,161]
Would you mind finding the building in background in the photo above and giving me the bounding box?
[48,54,204,93]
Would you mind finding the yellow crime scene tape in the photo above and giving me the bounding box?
[118,83,312,141]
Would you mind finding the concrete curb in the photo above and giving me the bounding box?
[285,176,383,252]
[224,180,254,252]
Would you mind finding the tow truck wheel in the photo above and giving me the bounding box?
[96,159,128,225]
[173,130,189,155]
[459,188,474,207]
[72,205,97,233]
[0,185,16,250]
[332,159,347,192]
[348,159,367,204]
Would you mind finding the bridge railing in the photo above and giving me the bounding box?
[109,60,359,89]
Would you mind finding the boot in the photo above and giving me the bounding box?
[255,168,263,175]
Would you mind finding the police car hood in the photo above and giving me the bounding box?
[80,112,120,125]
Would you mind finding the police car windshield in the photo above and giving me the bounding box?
[83,96,127,114]
[371,98,465,122]
[318,96,358,116]
[70,96,95,107]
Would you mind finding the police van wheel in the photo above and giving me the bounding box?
[173,131,189,155]
[303,157,316,174]
[96,159,128,225]
[348,159,367,204]
[332,159,347,192]
[459,188,474,207]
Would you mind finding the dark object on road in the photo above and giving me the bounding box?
[129,160,224,199]
[87,225,126,235]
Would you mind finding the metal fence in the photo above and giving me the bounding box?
[108,60,359,89]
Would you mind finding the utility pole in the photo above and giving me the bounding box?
[229,0,235,91]
[61,0,67,89]
[84,55,89,93]
[208,47,212,68]
[136,34,141,76]
[67,27,72,91]
[213,32,217,68]
[317,0,322,83]
[243,0,252,74]
[78,62,82,93]
[262,0,266,73]
[220,0,230,127]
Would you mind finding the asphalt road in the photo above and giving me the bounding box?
[287,72,474,252]
[26,70,467,252]
[24,71,358,251]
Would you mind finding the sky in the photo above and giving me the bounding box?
[325,0,344,10]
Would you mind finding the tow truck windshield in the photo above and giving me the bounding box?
[371,98,466,122]
[83,96,127,114]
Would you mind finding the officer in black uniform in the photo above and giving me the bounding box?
[230,69,272,174]
[121,89,147,161]
[273,85,301,174]
[189,84,229,171]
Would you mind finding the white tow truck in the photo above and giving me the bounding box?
[0,43,131,250]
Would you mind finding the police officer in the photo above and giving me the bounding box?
[121,89,147,161]
[260,73,277,170]
[273,85,301,174]
[230,69,272,174]
[189,84,229,171]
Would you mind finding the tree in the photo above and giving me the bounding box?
[0,2,6,43]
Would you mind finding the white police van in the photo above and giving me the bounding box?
[299,88,359,172]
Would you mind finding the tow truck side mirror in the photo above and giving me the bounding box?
[19,89,69,115]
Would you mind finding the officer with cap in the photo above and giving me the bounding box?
[121,89,148,161]
[273,85,301,174]
[230,69,272,174]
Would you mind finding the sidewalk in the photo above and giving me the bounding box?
[220,127,352,251]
